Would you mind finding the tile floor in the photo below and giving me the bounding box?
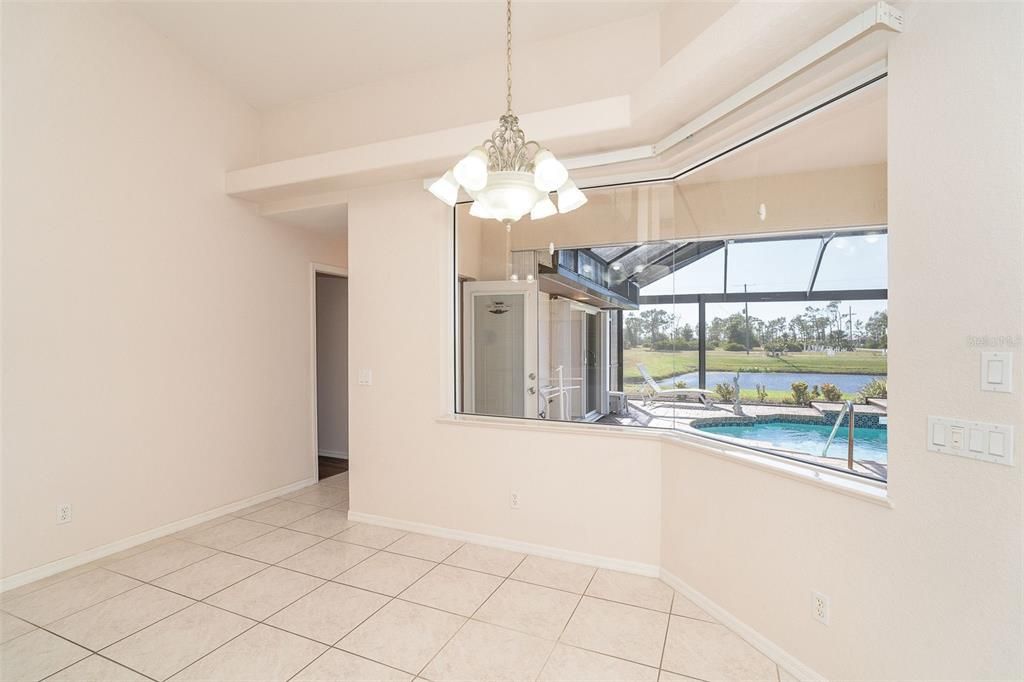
[0,473,789,681]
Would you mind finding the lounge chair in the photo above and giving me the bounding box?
[636,363,716,407]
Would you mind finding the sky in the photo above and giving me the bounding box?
[630,233,888,329]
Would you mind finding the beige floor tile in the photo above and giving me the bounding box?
[511,555,596,594]
[661,616,777,682]
[169,624,326,681]
[335,552,435,597]
[45,654,151,681]
[474,579,580,640]
[291,487,349,508]
[154,552,267,600]
[778,666,798,682]
[229,498,282,517]
[244,500,322,527]
[538,643,659,682]
[205,567,324,621]
[332,501,351,512]
[421,619,553,682]
[318,474,348,489]
[287,509,357,537]
[658,670,689,681]
[173,515,233,538]
[49,584,193,650]
[585,570,674,613]
[0,629,89,681]
[0,611,35,644]
[279,540,376,579]
[386,533,463,562]
[102,603,254,681]
[560,597,668,668]
[184,518,276,551]
[266,582,389,645]
[671,593,715,623]
[106,540,217,582]
[399,564,502,617]
[443,544,525,577]
[292,648,413,682]
[3,569,141,625]
[334,524,405,550]
[232,528,323,564]
[0,563,98,605]
[338,600,464,674]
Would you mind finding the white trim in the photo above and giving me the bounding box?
[318,449,348,460]
[660,569,827,682]
[310,263,349,480]
[347,510,660,577]
[0,476,316,594]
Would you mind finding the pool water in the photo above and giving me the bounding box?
[697,421,888,462]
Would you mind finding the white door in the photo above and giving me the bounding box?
[462,281,539,418]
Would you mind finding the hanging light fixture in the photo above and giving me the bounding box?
[428,0,586,222]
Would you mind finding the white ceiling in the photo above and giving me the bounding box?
[127,1,668,110]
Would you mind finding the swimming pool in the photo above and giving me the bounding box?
[696,421,888,462]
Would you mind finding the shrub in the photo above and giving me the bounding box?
[810,385,821,400]
[858,377,888,400]
[821,383,843,401]
[713,383,736,401]
[652,339,698,352]
[791,381,810,405]
[674,380,688,389]
[723,342,747,352]
[785,341,804,352]
[755,384,768,402]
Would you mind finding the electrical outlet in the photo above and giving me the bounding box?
[56,504,73,525]
[812,591,830,625]
[510,491,521,510]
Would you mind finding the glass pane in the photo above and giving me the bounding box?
[726,237,821,293]
[813,233,888,291]
[640,247,725,296]
[471,293,524,418]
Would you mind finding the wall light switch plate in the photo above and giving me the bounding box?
[928,417,1014,466]
[981,352,1012,393]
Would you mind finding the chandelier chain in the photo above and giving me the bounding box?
[505,0,513,114]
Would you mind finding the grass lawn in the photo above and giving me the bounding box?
[623,348,887,384]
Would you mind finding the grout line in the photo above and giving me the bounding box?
[658,591,675,672]
[414,552,530,680]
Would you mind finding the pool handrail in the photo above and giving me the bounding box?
[822,400,855,469]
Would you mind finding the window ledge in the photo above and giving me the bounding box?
[436,413,892,508]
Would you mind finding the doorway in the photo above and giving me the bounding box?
[314,268,348,480]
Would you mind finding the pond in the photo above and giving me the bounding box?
[659,371,883,393]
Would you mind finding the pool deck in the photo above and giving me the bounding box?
[601,397,887,479]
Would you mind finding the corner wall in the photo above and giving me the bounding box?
[660,4,1023,679]
[1,4,346,578]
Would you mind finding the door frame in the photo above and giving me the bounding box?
[310,262,349,480]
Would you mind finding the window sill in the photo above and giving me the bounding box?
[436,413,892,508]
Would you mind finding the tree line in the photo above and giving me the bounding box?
[624,303,887,352]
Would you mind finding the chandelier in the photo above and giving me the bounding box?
[428,0,587,222]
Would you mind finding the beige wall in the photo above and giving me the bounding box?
[1,3,346,578]
[346,4,1022,679]
[315,274,348,458]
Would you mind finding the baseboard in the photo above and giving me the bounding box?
[0,476,317,594]
[346,510,660,577]
[660,569,826,682]
[318,449,348,460]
